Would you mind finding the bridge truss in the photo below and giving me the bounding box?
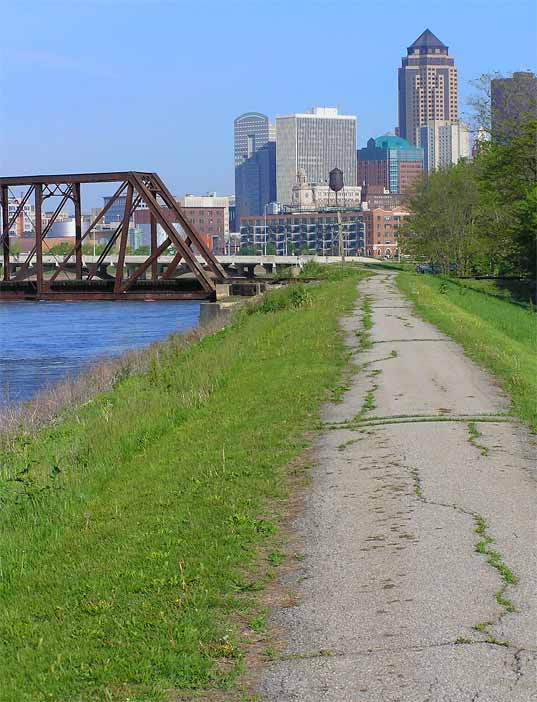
[0,171,227,300]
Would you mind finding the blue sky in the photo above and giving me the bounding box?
[1,0,536,206]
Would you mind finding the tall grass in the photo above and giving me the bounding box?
[0,271,365,701]
[398,273,537,431]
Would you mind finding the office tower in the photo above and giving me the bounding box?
[419,120,471,171]
[276,107,357,207]
[235,141,276,222]
[357,135,424,194]
[234,112,276,223]
[398,29,458,146]
[234,112,270,167]
[491,71,537,140]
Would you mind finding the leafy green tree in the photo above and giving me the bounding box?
[9,240,22,256]
[476,118,537,276]
[47,242,72,255]
[401,160,485,276]
[265,242,276,255]
[134,245,150,255]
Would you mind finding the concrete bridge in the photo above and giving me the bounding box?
[3,254,378,280]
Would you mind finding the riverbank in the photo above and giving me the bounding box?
[0,267,367,702]
[397,272,537,431]
[0,299,201,408]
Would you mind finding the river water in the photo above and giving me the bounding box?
[0,300,200,407]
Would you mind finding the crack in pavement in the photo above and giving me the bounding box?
[274,641,537,663]
[409,457,519,644]
[258,272,536,701]
[372,338,449,344]
[325,413,517,430]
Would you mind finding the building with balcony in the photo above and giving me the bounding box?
[240,208,364,257]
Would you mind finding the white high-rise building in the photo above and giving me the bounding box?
[418,120,471,172]
[276,107,357,206]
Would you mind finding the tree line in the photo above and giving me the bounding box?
[401,73,536,279]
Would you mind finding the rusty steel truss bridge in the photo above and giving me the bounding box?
[0,172,228,300]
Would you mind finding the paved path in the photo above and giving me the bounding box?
[258,272,537,701]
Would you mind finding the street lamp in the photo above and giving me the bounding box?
[263,203,269,256]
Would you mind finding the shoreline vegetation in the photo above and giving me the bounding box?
[0,266,366,702]
[0,322,222,446]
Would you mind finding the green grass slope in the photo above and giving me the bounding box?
[398,273,537,431]
[0,270,365,701]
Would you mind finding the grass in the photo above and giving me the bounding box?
[397,273,537,431]
[467,422,489,456]
[0,269,366,702]
[473,514,517,622]
[453,277,536,308]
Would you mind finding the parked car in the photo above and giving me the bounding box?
[416,263,441,274]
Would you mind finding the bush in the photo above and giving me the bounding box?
[300,261,364,281]
[254,284,312,313]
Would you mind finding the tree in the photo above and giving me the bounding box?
[265,242,276,255]
[47,242,72,255]
[476,117,537,276]
[9,240,22,256]
[401,161,485,276]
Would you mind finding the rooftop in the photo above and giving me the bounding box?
[374,135,414,149]
[408,28,448,52]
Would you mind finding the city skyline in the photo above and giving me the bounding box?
[1,0,536,206]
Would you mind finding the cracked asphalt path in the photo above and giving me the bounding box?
[258,272,537,701]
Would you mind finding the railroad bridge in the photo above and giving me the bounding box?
[0,171,228,301]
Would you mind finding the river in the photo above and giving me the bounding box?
[0,300,200,407]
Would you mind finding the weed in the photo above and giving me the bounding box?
[467,422,489,456]
[471,513,518,636]
[249,616,267,633]
[496,591,516,613]
[474,621,492,632]
[254,284,312,314]
[267,552,285,566]
[262,647,279,660]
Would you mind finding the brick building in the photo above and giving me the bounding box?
[134,206,225,253]
[357,135,423,195]
[363,207,409,258]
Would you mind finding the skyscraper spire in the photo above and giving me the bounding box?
[408,29,448,52]
[398,29,458,145]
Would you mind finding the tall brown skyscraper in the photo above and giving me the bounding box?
[398,29,458,146]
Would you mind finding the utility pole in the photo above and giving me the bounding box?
[337,210,345,263]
